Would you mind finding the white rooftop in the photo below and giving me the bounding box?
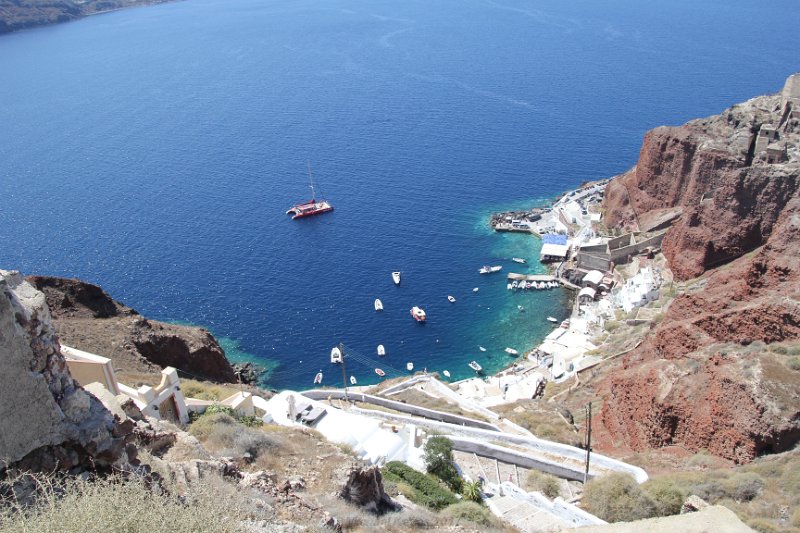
[540,243,569,258]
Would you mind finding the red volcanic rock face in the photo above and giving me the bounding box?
[597,83,800,463]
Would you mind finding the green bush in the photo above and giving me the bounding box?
[440,501,495,526]
[461,479,483,503]
[238,415,263,428]
[642,478,685,516]
[582,473,657,523]
[204,404,236,417]
[383,462,457,510]
[423,436,463,493]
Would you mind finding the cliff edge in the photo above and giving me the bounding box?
[597,75,800,463]
[26,276,238,384]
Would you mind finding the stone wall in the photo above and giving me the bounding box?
[0,270,133,472]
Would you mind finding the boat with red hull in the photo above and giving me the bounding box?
[286,163,333,219]
[410,306,427,322]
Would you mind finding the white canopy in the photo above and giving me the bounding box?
[578,287,596,300]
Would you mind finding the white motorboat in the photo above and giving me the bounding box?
[330,346,343,364]
[505,347,519,356]
[377,344,386,356]
[442,370,451,378]
[478,346,487,352]
[447,295,456,303]
[468,361,483,373]
[375,368,386,377]
[511,281,518,289]
[512,257,527,264]
[374,298,383,311]
[547,316,558,323]
[314,372,323,384]
[350,375,357,385]
[479,265,503,274]
[407,362,414,371]
[410,306,427,322]
[392,271,401,285]
[472,287,479,293]
[507,283,512,290]
[518,305,525,311]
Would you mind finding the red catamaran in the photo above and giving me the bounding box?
[286,163,334,220]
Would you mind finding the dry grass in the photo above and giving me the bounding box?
[179,379,247,401]
[388,388,492,422]
[492,400,582,447]
[0,471,265,533]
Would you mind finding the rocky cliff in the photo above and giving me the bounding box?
[598,75,800,463]
[0,270,134,472]
[27,276,238,384]
[0,0,173,34]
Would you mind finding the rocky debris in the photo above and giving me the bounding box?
[596,76,800,463]
[339,465,400,515]
[234,361,265,385]
[319,512,342,533]
[26,275,238,383]
[0,270,135,474]
[681,495,710,514]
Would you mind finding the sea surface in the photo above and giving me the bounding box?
[1,0,798,389]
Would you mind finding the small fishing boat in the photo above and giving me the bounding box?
[377,344,386,356]
[518,305,525,311]
[330,346,343,364]
[479,265,503,274]
[407,362,414,371]
[507,283,512,290]
[392,271,401,285]
[447,295,456,303]
[314,372,323,384]
[410,306,427,322]
[511,281,518,289]
[350,375,357,385]
[468,361,483,373]
[512,257,527,264]
[478,346,487,352]
[547,316,558,323]
[442,370,451,378]
[374,299,383,311]
[473,287,479,293]
[505,347,519,356]
[375,368,386,377]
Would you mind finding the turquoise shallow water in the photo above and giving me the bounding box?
[0,0,798,389]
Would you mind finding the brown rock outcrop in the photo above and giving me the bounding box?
[597,76,800,463]
[26,276,237,384]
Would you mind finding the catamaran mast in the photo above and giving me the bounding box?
[306,161,316,202]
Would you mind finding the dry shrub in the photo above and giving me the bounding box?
[189,412,279,460]
[525,470,561,499]
[0,472,260,533]
[642,478,685,516]
[582,472,656,523]
[439,501,496,526]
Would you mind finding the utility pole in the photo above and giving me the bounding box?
[340,342,349,403]
[584,402,593,484]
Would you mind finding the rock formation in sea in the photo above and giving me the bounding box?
[597,74,800,463]
[0,270,135,472]
[26,275,238,384]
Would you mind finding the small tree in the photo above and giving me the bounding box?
[423,436,463,492]
[462,479,484,503]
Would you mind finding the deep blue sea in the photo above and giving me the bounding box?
[1,0,798,389]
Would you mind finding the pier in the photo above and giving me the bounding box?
[507,273,558,282]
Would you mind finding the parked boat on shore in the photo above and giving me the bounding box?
[391,271,401,285]
[374,299,383,311]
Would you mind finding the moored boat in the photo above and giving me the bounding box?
[392,271,401,285]
[375,368,386,377]
[407,362,414,371]
[377,344,386,356]
[410,306,427,322]
[374,298,383,311]
[447,295,456,303]
[473,287,479,293]
[468,361,483,373]
[512,257,527,264]
[547,316,558,323]
[443,370,451,378]
[479,346,487,352]
[286,163,333,219]
[518,305,525,311]
[330,346,343,363]
[479,265,503,274]
[314,371,323,384]
[350,375,357,385]
[505,347,519,356]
